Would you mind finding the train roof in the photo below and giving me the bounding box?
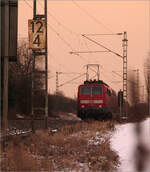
[78,80,117,95]
[83,80,109,87]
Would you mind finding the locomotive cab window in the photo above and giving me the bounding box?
[80,86,103,95]
[80,86,91,95]
[92,86,102,95]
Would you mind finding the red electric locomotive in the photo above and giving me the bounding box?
[77,80,119,119]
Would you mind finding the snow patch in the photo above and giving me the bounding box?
[59,112,81,121]
[111,118,150,172]
[88,131,106,146]
[16,114,25,119]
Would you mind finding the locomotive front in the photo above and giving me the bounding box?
[77,80,115,119]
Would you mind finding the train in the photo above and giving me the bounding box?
[77,80,122,120]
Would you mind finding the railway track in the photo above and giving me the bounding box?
[0,117,81,144]
[0,130,32,144]
[0,113,127,145]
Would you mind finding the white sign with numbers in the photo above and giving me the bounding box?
[28,19,46,49]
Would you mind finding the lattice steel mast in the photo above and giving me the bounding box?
[31,0,48,131]
[70,32,128,116]
[122,32,128,116]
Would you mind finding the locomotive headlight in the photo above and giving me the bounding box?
[93,100,103,104]
[80,100,90,104]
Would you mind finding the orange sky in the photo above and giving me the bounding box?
[18,0,149,100]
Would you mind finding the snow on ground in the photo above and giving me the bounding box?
[16,114,25,119]
[59,112,81,121]
[88,131,106,146]
[111,118,150,172]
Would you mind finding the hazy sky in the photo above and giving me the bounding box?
[18,0,149,99]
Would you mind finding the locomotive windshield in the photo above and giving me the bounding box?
[92,86,102,95]
[80,86,102,95]
[80,86,91,95]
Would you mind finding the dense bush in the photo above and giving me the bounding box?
[128,73,149,122]
[48,92,77,115]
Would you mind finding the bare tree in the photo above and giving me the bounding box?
[8,40,44,117]
[144,53,150,97]
[144,53,150,116]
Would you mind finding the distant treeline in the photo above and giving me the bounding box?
[8,41,77,119]
[7,41,149,120]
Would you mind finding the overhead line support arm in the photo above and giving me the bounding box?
[82,34,123,58]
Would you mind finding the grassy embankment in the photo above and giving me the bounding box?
[1,120,120,171]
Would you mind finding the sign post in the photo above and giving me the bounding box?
[28,0,48,132]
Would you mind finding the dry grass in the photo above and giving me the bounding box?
[1,120,120,171]
[1,141,40,171]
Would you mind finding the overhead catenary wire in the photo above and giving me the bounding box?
[101,70,121,85]
[82,34,123,58]
[24,0,90,91]
[38,0,93,65]
[24,0,33,9]
[24,0,78,73]
[38,0,79,36]
[24,0,123,91]
[24,0,82,87]
[38,0,121,72]
[59,73,86,87]
[49,52,74,73]
[44,11,95,66]
[45,14,93,68]
[24,0,102,72]
[24,0,74,51]
[71,0,115,34]
[112,71,136,85]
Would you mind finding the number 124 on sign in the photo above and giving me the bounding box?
[28,19,46,49]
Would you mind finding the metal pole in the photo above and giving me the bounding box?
[31,0,48,130]
[142,86,144,103]
[33,0,36,19]
[56,72,59,95]
[97,65,100,80]
[136,69,139,103]
[55,72,58,112]
[31,0,37,133]
[148,72,150,116]
[44,0,48,129]
[86,65,89,81]
[119,90,122,116]
[2,0,9,148]
[122,31,128,116]
[31,52,35,133]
